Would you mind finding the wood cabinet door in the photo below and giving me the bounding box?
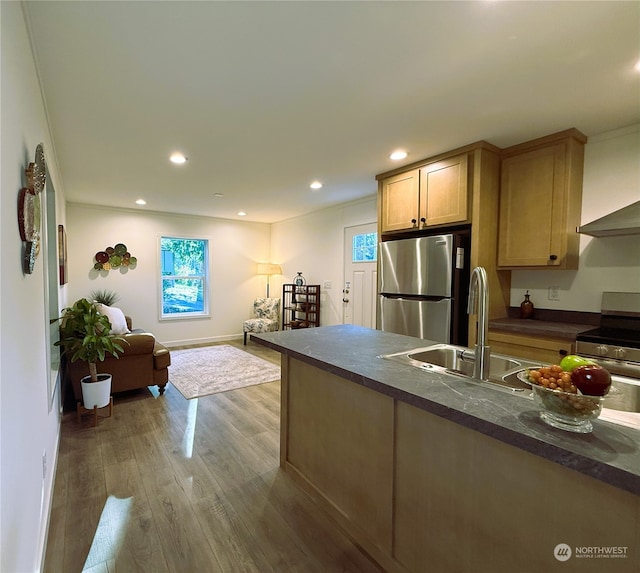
[419,154,469,226]
[498,144,566,267]
[487,331,574,364]
[380,169,420,232]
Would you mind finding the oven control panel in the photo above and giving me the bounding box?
[576,341,640,377]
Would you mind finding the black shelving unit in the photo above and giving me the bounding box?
[282,284,320,330]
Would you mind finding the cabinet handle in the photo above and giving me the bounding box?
[411,218,417,228]
[549,254,558,261]
[420,217,426,228]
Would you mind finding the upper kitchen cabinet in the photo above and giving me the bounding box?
[420,155,469,227]
[377,141,510,346]
[498,129,587,269]
[378,154,469,233]
[379,169,420,232]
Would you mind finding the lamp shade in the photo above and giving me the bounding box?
[257,263,282,276]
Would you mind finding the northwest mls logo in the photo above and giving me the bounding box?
[554,543,572,562]
[554,543,629,561]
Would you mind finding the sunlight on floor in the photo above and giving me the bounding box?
[183,398,198,458]
[83,495,132,569]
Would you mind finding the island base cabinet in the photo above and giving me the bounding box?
[282,358,640,573]
[394,401,640,573]
[284,358,396,566]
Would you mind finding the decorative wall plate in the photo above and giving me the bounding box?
[95,251,109,263]
[94,244,137,271]
[33,144,46,194]
[23,236,40,274]
[18,188,41,242]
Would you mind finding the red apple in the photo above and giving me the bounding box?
[571,364,612,396]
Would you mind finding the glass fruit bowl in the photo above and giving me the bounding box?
[518,371,604,433]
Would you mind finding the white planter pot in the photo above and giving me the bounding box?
[81,374,112,409]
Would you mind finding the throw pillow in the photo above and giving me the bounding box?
[95,303,130,335]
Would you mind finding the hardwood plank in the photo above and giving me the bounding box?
[146,482,222,571]
[194,492,271,573]
[44,340,376,572]
[256,468,383,573]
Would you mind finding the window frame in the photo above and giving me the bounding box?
[158,235,210,320]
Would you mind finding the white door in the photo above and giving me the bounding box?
[343,223,378,328]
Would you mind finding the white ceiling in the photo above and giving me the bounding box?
[24,1,640,224]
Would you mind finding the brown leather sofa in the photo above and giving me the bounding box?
[65,316,171,402]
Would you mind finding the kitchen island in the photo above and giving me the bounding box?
[253,325,640,573]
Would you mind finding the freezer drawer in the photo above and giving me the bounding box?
[379,296,452,343]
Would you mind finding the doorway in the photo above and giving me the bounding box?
[343,223,377,328]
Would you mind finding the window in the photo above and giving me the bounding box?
[160,236,209,318]
[352,232,377,262]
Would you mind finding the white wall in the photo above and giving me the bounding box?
[271,197,377,326]
[1,3,67,571]
[66,204,272,345]
[510,124,640,312]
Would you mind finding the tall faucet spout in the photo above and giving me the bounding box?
[468,266,490,380]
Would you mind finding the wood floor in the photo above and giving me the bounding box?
[44,340,382,573]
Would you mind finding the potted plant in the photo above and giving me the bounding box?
[89,288,119,306]
[55,298,126,409]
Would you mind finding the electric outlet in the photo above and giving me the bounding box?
[323,281,332,289]
[548,286,560,301]
[42,452,47,480]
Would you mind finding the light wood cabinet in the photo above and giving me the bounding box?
[379,169,420,232]
[281,356,640,573]
[419,154,469,226]
[498,129,587,269]
[488,330,574,364]
[284,358,395,567]
[379,154,469,233]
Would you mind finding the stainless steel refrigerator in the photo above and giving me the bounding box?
[377,233,469,344]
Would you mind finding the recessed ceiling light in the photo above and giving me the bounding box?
[390,150,408,161]
[238,211,247,217]
[169,152,187,164]
[213,193,224,197]
[135,199,146,205]
[310,181,323,190]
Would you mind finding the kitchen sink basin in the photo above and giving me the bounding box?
[408,346,521,377]
[380,343,541,392]
[381,344,640,412]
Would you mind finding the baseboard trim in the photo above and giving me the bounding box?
[162,334,243,348]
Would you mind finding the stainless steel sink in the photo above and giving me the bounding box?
[381,343,640,411]
[380,343,541,393]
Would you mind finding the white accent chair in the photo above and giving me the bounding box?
[243,297,281,345]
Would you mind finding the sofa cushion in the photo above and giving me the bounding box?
[96,303,130,335]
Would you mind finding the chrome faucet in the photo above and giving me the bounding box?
[468,266,490,380]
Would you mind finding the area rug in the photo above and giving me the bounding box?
[168,345,281,400]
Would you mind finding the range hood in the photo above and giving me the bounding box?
[577,200,640,237]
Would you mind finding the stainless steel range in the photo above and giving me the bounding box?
[576,292,640,411]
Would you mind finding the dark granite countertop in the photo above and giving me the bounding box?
[253,325,640,496]
[489,317,594,340]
